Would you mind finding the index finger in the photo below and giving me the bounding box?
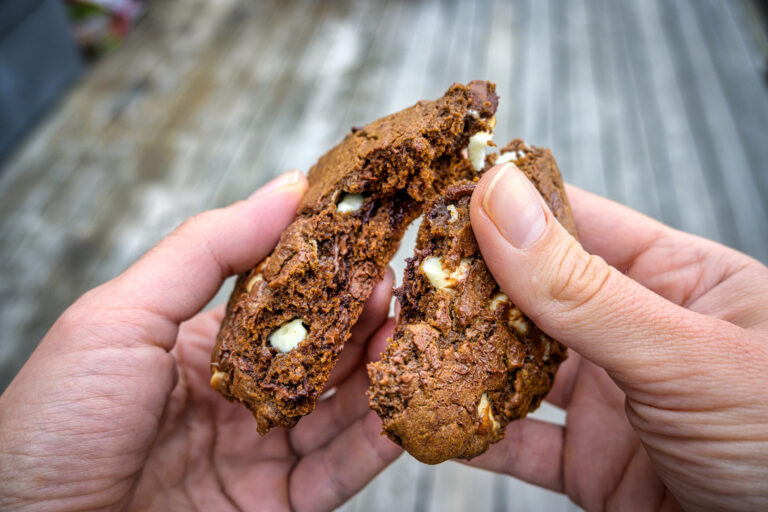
[565,185,668,273]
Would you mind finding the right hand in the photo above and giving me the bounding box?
[464,163,768,511]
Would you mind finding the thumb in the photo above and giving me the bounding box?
[470,163,728,381]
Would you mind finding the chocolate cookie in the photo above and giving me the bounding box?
[367,140,576,464]
[210,81,499,433]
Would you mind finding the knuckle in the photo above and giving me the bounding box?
[52,307,83,340]
[175,211,209,237]
[52,287,103,337]
[175,204,234,240]
[548,238,613,312]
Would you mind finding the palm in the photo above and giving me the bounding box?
[128,304,396,511]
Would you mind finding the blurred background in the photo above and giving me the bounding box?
[1,0,767,510]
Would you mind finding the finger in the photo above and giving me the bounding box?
[289,411,402,512]
[324,267,394,389]
[461,417,565,492]
[74,171,307,351]
[173,306,226,386]
[289,366,371,456]
[366,317,396,363]
[349,267,395,345]
[564,184,669,273]
[470,164,734,382]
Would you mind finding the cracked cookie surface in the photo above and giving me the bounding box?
[367,140,575,464]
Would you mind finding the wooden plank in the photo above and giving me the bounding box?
[548,0,570,172]
[465,0,493,83]
[0,0,249,387]
[614,0,720,239]
[695,0,768,208]
[425,462,493,511]
[90,0,335,281]
[659,0,768,262]
[552,0,608,196]
[0,0,261,269]
[341,455,429,512]
[612,0,681,225]
[583,0,626,204]
[0,0,241,234]
[518,0,553,148]
[591,0,664,218]
[481,0,516,141]
[637,0,722,239]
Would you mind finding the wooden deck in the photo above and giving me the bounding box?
[1,0,767,510]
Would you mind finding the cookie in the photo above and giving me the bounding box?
[367,140,575,464]
[210,81,499,434]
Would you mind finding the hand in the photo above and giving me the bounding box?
[0,170,401,512]
[464,163,768,511]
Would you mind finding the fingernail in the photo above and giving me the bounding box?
[249,170,302,200]
[482,164,546,249]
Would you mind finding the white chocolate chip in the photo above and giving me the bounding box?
[467,131,494,171]
[489,293,528,333]
[421,256,472,291]
[489,292,509,311]
[336,193,364,213]
[447,205,459,223]
[495,152,516,165]
[478,393,501,430]
[495,149,526,165]
[245,273,263,293]
[508,307,528,334]
[541,336,552,362]
[269,319,308,353]
[210,370,229,388]
[467,109,480,119]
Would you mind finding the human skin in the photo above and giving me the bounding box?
[0,170,402,512]
[454,163,768,511]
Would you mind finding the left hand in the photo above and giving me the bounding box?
[0,170,401,512]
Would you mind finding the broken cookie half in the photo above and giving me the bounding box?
[367,139,576,464]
